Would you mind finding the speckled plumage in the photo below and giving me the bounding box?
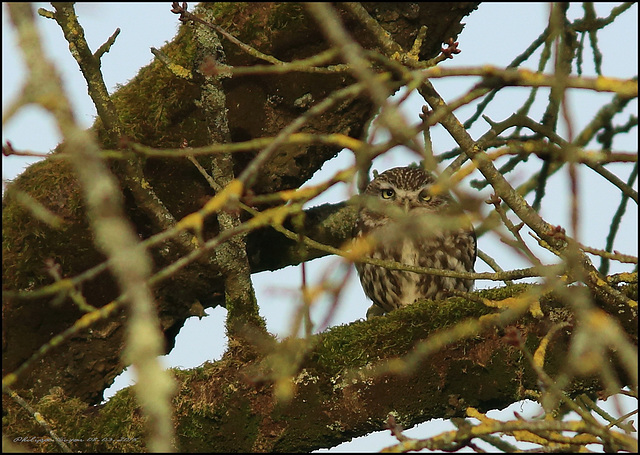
[354,166,476,315]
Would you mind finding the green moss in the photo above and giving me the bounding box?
[100,17,204,147]
[2,158,93,290]
[267,2,308,32]
[197,2,265,45]
[175,378,262,451]
[202,2,248,28]
[95,387,143,437]
[310,284,535,378]
[2,387,146,453]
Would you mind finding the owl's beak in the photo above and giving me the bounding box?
[402,198,412,213]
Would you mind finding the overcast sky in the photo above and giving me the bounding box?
[3,3,637,452]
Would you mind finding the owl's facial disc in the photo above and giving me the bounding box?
[379,185,439,213]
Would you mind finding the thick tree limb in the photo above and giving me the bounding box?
[3,284,637,452]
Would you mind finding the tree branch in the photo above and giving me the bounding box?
[3,284,636,452]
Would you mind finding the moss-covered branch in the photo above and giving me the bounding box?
[3,284,637,452]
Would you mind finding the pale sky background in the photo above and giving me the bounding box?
[3,3,638,452]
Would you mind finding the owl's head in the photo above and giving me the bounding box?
[363,166,452,214]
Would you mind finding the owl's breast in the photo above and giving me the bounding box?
[356,227,475,312]
[396,238,422,306]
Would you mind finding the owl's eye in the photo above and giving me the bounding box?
[419,189,432,202]
[380,188,395,199]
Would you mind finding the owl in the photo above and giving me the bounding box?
[354,166,476,316]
